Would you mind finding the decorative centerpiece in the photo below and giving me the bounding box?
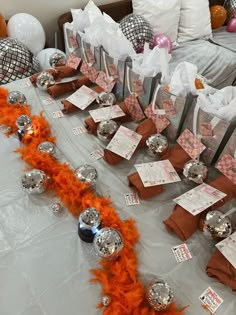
[78,207,102,243]
[146,280,174,311]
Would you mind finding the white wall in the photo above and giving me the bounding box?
[1,0,117,49]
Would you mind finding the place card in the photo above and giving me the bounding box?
[66,85,98,110]
[66,54,81,69]
[199,287,223,313]
[89,105,125,123]
[90,149,104,160]
[216,154,236,185]
[106,126,142,160]
[135,160,181,187]
[172,244,192,263]
[173,183,227,216]
[95,71,116,93]
[42,97,54,105]
[124,94,145,122]
[19,80,31,89]
[216,232,236,269]
[52,111,64,119]
[125,193,140,206]
[72,126,87,135]
[177,129,206,159]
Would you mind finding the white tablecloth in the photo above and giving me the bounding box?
[0,78,235,315]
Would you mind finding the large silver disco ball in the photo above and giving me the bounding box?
[0,38,40,84]
[146,280,174,311]
[119,14,153,53]
[21,169,50,194]
[93,227,124,260]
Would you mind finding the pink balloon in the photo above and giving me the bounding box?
[150,33,172,54]
[227,17,236,32]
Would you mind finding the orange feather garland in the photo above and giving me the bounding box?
[0,86,187,315]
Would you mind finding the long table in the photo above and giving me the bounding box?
[0,78,235,315]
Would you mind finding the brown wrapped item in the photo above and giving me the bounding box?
[61,85,104,114]
[163,175,236,241]
[128,172,164,200]
[47,76,92,98]
[161,145,191,173]
[206,249,236,291]
[30,66,78,85]
[103,118,157,165]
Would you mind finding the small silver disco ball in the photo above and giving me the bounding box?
[36,71,55,91]
[78,207,102,243]
[183,159,208,184]
[37,141,56,156]
[146,280,174,311]
[97,119,118,142]
[7,91,27,105]
[146,134,168,157]
[49,52,66,68]
[74,164,98,187]
[96,92,116,106]
[16,115,32,131]
[21,169,50,194]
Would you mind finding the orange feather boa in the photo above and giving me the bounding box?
[0,86,188,315]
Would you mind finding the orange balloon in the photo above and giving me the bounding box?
[0,13,8,37]
[195,78,204,90]
[210,5,227,29]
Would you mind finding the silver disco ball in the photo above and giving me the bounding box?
[0,38,40,84]
[37,141,56,156]
[16,115,32,131]
[183,160,208,184]
[74,164,98,187]
[21,169,50,194]
[146,280,174,311]
[199,210,232,240]
[49,52,66,68]
[78,207,102,243]
[36,71,55,91]
[96,92,116,106]
[119,14,153,53]
[97,119,119,142]
[146,134,168,157]
[93,227,124,260]
[7,91,27,105]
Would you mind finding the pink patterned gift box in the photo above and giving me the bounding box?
[80,61,99,83]
[144,103,170,133]
[216,154,236,185]
[124,94,145,123]
[95,71,115,93]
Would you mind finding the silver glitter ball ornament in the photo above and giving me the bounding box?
[7,91,27,105]
[78,207,102,243]
[93,227,124,260]
[183,160,208,184]
[102,295,111,307]
[37,141,56,156]
[97,119,118,142]
[146,280,174,311]
[146,134,168,157]
[49,52,66,68]
[119,14,153,53]
[36,71,55,91]
[199,210,232,240]
[74,164,98,187]
[16,115,32,131]
[21,169,50,194]
[96,92,116,106]
[51,202,64,216]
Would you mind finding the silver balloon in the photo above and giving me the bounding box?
[146,134,168,157]
[146,280,174,311]
[97,119,119,142]
[78,207,102,243]
[74,164,98,187]
[16,115,32,131]
[93,227,124,260]
[119,14,153,53]
[183,160,208,184]
[36,71,55,91]
[37,141,56,156]
[49,52,66,68]
[96,92,116,106]
[51,202,64,216]
[7,91,27,105]
[200,210,232,240]
[0,38,40,84]
[21,169,50,194]
[102,295,111,307]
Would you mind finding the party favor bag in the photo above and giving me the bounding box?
[215,127,236,163]
[63,22,80,58]
[77,35,101,72]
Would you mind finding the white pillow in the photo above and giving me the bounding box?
[177,0,212,43]
[132,0,181,43]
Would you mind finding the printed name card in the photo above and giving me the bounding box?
[172,244,192,263]
[89,105,125,123]
[66,85,98,110]
[135,160,181,187]
[216,232,236,269]
[106,126,142,160]
[177,129,206,159]
[216,154,236,185]
[173,183,227,216]
[125,193,140,206]
[199,287,223,313]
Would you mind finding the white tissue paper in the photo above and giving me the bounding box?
[168,62,198,97]
[130,45,171,78]
[197,86,236,121]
